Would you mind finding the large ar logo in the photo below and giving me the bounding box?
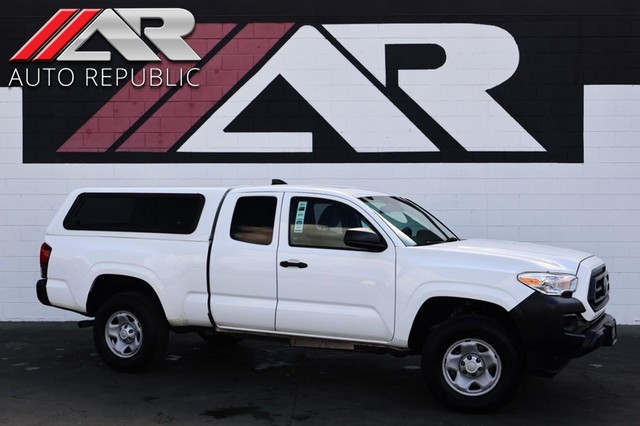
[182,25,542,155]
[21,22,584,163]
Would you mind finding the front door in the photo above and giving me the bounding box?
[276,194,396,342]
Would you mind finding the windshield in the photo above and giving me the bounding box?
[360,196,458,246]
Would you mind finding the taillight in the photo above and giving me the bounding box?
[40,243,52,278]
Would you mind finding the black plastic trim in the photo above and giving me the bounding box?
[588,265,610,311]
[36,279,50,306]
[510,291,616,377]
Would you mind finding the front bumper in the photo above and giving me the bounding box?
[510,292,616,377]
[568,311,617,356]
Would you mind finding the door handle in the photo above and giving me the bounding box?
[280,260,308,269]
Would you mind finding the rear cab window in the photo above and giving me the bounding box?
[229,196,278,245]
[63,193,205,234]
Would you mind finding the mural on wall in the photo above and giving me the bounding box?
[2,2,638,163]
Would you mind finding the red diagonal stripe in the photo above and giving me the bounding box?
[10,9,78,62]
[57,23,237,153]
[116,23,294,152]
[34,9,101,62]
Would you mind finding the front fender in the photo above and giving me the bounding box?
[391,247,535,347]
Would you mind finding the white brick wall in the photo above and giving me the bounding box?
[0,85,639,323]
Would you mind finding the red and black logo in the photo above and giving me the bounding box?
[11,8,199,62]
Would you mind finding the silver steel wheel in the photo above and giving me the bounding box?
[442,338,501,397]
[105,310,143,359]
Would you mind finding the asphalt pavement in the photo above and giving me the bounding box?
[0,323,638,425]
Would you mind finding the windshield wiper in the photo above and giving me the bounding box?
[417,237,459,246]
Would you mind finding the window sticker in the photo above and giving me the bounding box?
[293,201,307,233]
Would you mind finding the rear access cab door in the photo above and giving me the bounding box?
[209,191,283,331]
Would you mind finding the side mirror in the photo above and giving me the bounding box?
[344,227,387,252]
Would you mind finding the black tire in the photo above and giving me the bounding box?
[93,292,168,372]
[422,315,522,412]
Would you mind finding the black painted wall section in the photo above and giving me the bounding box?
[1,1,639,163]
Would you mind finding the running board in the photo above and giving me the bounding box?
[290,337,355,350]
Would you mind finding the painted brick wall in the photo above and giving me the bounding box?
[0,84,639,323]
[1,1,639,323]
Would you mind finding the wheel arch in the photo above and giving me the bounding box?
[407,296,521,353]
[86,274,166,320]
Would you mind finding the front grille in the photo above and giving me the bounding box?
[588,265,610,312]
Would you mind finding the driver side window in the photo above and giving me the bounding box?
[289,197,372,250]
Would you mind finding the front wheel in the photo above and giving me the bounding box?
[93,293,168,372]
[422,316,522,412]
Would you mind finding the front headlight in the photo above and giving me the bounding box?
[517,272,577,296]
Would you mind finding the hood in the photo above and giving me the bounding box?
[418,239,592,274]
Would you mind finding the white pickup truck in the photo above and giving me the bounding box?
[37,181,616,411]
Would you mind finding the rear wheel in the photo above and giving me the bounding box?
[422,316,522,412]
[93,293,168,372]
